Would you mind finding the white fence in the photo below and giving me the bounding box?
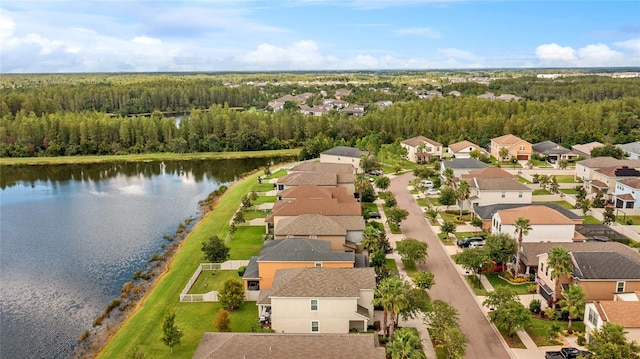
[180,260,250,302]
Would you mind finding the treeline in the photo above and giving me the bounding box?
[2,96,638,157]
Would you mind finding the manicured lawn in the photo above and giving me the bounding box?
[188,270,242,294]
[531,159,552,168]
[228,226,265,260]
[440,212,472,222]
[560,188,579,195]
[362,202,379,215]
[533,189,551,195]
[416,198,430,207]
[243,209,267,221]
[617,215,640,225]
[465,275,488,296]
[517,176,533,184]
[264,169,287,179]
[253,183,275,192]
[97,169,267,359]
[485,273,535,295]
[454,231,486,240]
[533,200,574,209]
[402,259,419,277]
[555,175,580,183]
[438,233,455,245]
[525,317,585,347]
[252,196,276,205]
[582,216,601,224]
[386,258,399,276]
[496,327,527,348]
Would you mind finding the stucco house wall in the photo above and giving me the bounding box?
[258,261,354,289]
[270,296,364,333]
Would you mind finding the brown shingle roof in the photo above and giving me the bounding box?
[619,177,640,189]
[268,198,361,220]
[462,167,515,179]
[448,140,482,153]
[289,162,356,174]
[268,267,375,298]
[401,135,442,147]
[492,134,525,145]
[277,172,339,186]
[472,177,531,191]
[598,301,640,328]
[275,214,365,236]
[497,206,574,225]
[595,166,640,178]
[521,241,640,267]
[279,185,354,202]
[193,333,386,359]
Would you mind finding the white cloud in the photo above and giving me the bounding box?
[396,27,441,39]
[614,38,640,55]
[240,40,327,69]
[131,36,162,45]
[535,43,576,61]
[576,43,623,65]
[535,41,638,67]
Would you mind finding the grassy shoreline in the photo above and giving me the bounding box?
[0,149,300,166]
[94,165,277,358]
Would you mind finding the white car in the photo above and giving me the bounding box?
[425,188,440,196]
[420,180,434,188]
[468,241,485,248]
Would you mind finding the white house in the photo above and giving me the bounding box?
[320,146,368,171]
[491,206,578,242]
[617,142,640,160]
[467,177,532,208]
[613,177,640,209]
[257,267,375,334]
[584,294,640,344]
[446,140,489,159]
[400,136,443,163]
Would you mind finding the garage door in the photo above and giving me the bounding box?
[517,155,529,160]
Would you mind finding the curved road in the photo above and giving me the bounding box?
[389,172,512,359]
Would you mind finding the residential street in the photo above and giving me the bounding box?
[388,172,512,359]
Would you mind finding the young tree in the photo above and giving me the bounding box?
[470,216,483,230]
[218,279,245,311]
[241,194,252,209]
[513,217,532,275]
[547,246,574,309]
[548,176,560,194]
[161,309,183,354]
[603,206,616,225]
[484,233,517,268]
[491,300,531,338]
[482,286,518,310]
[557,285,586,334]
[375,176,391,190]
[593,190,605,208]
[454,247,489,285]
[581,198,592,216]
[558,160,569,169]
[441,326,467,359]
[586,322,640,359]
[456,180,470,218]
[386,207,409,228]
[361,225,393,254]
[442,168,454,187]
[440,220,457,239]
[413,271,436,290]
[424,300,460,346]
[386,328,426,359]
[425,207,439,223]
[360,154,382,174]
[396,238,428,264]
[213,309,231,332]
[370,249,390,283]
[201,235,230,263]
[232,210,245,225]
[439,187,456,210]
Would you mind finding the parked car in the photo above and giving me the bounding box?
[481,261,508,273]
[420,180,434,188]
[468,241,485,248]
[545,347,591,359]
[368,170,383,176]
[424,189,440,196]
[367,212,381,219]
[456,236,485,248]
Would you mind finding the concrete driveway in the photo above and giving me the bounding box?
[389,172,512,359]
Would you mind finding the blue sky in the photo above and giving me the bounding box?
[1,0,639,73]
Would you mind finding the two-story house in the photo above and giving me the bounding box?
[475,203,579,233]
[320,146,368,171]
[276,163,356,194]
[257,267,375,334]
[584,292,640,344]
[589,166,640,200]
[274,214,365,253]
[265,196,361,234]
[491,206,582,242]
[617,141,640,160]
[490,134,532,161]
[400,136,443,163]
[465,176,532,211]
[613,177,640,209]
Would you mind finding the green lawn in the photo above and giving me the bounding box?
[496,327,527,349]
[97,169,267,359]
[362,202,379,215]
[465,275,488,296]
[243,210,267,221]
[252,196,276,205]
[188,270,242,294]
[229,226,265,260]
[560,188,579,195]
[254,183,275,192]
[416,198,430,207]
[264,169,287,180]
[485,274,535,295]
[530,159,552,168]
[438,233,455,245]
[555,175,580,183]
[533,200,574,209]
[454,231,486,240]
[533,189,551,195]
[525,318,585,347]
[440,212,472,222]
[617,215,640,225]
[517,176,533,184]
[386,258,399,273]
[582,216,601,224]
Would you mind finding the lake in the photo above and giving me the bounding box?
[0,158,286,359]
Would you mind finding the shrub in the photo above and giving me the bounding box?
[529,299,541,314]
[549,322,562,339]
[237,266,247,276]
[577,334,586,346]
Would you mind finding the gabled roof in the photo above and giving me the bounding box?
[476,203,580,221]
[521,241,638,267]
[275,214,365,236]
[576,156,625,168]
[496,205,575,225]
[448,140,484,153]
[532,141,570,155]
[594,166,640,178]
[491,134,527,145]
[401,135,442,147]
[289,162,355,174]
[279,185,354,202]
[472,177,531,191]
[596,301,640,328]
[618,177,640,189]
[276,172,339,186]
[462,167,514,179]
[267,267,375,298]
[256,238,355,263]
[572,252,640,280]
[267,198,361,222]
[572,142,604,154]
[321,146,366,158]
[617,141,640,156]
[442,158,488,170]
[193,333,386,359]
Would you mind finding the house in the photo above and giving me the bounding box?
[490,134,532,161]
[320,146,368,171]
[491,205,583,243]
[299,104,329,116]
[193,333,385,359]
[276,163,356,194]
[519,240,635,276]
[584,297,640,344]
[274,214,365,252]
[613,177,640,209]
[374,100,392,110]
[440,158,488,180]
[446,140,489,159]
[537,251,640,304]
[617,141,640,160]
[277,184,355,203]
[265,194,361,232]
[532,141,580,163]
[572,141,604,159]
[400,136,443,163]
[334,89,352,99]
[461,168,532,210]
[477,92,496,100]
[589,166,640,199]
[323,99,349,109]
[256,267,375,334]
[242,238,361,291]
[338,104,365,117]
[495,94,523,101]
[574,156,631,182]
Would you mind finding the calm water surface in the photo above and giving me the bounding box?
[0,158,284,358]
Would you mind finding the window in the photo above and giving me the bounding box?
[588,308,599,326]
[314,262,322,267]
[501,192,505,198]
[540,263,544,273]
[519,145,525,150]
[617,281,625,292]
[545,266,549,277]
[518,192,523,198]
[311,321,319,332]
[311,299,318,311]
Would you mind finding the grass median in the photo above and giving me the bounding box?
[97,169,264,359]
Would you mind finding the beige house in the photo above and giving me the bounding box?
[588,165,640,199]
[465,176,532,210]
[584,293,640,344]
[491,206,582,242]
[401,136,443,163]
[276,162,356,194]
[490,134,532,161]
[320,146,367,171]
[274,214,365,252]
[474,203,581,233]
[446,140,489,159]
[265,195,361,232]
[193,332,385,359]
[572,141,604,158]
[257,267,375,334]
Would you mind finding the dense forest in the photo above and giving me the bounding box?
[1,71,639,158]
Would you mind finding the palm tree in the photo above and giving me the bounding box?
[548,246,574,309]
[498,147,510,162]
[513,217,532,276]
[443,168,454,187]
[558,285,586,334]
[456,180,470,218]
[373,277,408,337]
[386,328,425,359]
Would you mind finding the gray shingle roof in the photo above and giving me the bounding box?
[193,333,386,359]
[243,256,260,279]
[257,238,355,262]
[617,141,640,156]
[474,203,581,221]
[532,141,570,155]
[442,158,488,169]
[572,252,640,279]
[520,241,640,267]
[472,177,532,191]
[321,146,367,158]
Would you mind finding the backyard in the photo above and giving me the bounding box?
[188,270,242,294]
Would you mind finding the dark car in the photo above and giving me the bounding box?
[456,236,485,248]
[367,212,381,219]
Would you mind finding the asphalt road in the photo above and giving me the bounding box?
[389,172,512,359]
